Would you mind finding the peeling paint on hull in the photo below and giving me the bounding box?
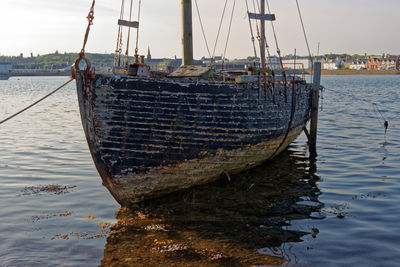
[76,72,312,206]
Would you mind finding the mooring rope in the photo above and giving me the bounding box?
[0,78,74,125]
[320,87,390,135]
[372,103,389,135]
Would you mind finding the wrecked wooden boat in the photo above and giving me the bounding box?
[74,0,320,206]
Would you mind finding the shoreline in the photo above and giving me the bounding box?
[321,69,400,75]
[11,71,70,77]
[7,69,400,77]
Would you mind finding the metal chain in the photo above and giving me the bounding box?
[114,0,125,66]
[124,0,134,67]
[135,0,142,57]
[81,0,95,57]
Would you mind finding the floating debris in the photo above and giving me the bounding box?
[311,228,319,238]
[324,203,351,219]
[352,192,385,200]
[51,219,115,240]
[99,222,111,229]
[31,211,72,222]
[21,184,76,195]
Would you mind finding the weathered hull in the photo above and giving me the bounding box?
[76,72,312,206]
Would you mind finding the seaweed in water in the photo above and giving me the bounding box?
[21,184,77,195]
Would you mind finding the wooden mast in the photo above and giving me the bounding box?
[260,0,266,70]
[248,1,275,70]
[182,0,193,65]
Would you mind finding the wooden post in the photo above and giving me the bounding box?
[309,61,321,156]
[182,0,193,66]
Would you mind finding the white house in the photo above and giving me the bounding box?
[282,58,312,70]
[349,60,366,70]
[323,61,338,70]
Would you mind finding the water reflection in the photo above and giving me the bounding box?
[100,144,324,266]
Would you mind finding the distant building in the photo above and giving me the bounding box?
[365,57,382,70]
[146,58,165,71]
[365,54,399,70]
[201,56,223,65]
[215,59,248,71]
[266,56,281,70]
[282,58,312,70]
[167,59,202,72]
[322,58,339,70]
[146,47,151,61]
[144,48,166,71]
[0,62,12,80]
[349,60,366,70]
[203,56,281,71]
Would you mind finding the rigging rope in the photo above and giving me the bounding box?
[114,0,125,67]
[124,0,134,67]
[211,0,229,64]
[194,0,212,58]
[245,0,258,59]
[265,0,283,70]
[270,52,298,158]
[253,0,272,68]
[135,0,142,57]
[252,0,261,48]
[222,0,236,68]
[0,79,74,126]
[295,0,313,70]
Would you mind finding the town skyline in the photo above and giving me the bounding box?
[2,51,399,74]
[1,0,400,59]
[1,50,399,59]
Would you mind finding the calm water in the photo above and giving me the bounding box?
[0,75,399,266]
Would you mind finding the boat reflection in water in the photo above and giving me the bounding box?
[100,144,323,266]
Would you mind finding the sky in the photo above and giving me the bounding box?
[0,0,399,59]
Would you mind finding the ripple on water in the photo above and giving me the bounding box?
[1,76,400,266]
